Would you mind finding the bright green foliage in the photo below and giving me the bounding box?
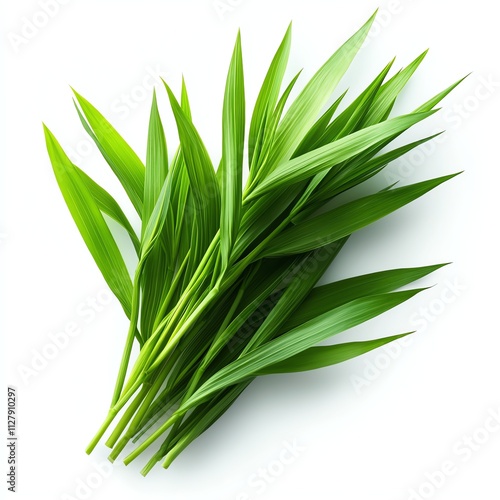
[44,11,462,474]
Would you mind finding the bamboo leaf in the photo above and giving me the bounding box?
[248,111,436,200]
[294,90,348,156]
[74,166,140,254]
[72,90,145,215]
[164,82,221,251]
[282,263,446,331]
[313,60,395,150]
[44,125,133,317]
[220,32,245,270]
[258,333,412,374]
[249,23,292,171]
[143,90,168,236]
[263,173,459,257]
[181,289,423,410]
[361,51,428,126]
[242,241,346,353]
[260,11,377,177]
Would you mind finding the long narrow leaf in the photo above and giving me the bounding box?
[74,166,140,254]
[260,11,377,177]
[72,90,145,215]
[44,125,133,317]
[248,110,436,200]
[220,32,245,270]
[258,333,411,374]
[179,289,423,410]
[249,23,292,171]
[263,173,459,257]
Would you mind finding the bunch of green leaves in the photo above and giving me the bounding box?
[44,11,463,475]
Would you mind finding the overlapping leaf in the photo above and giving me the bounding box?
[44,11,462,474]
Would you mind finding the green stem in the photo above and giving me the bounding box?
[86,377,143,454]
[152,250,190,332]
[110,263,143,408]
[108,359,173,460]
[123,407,185,465]
[106,383,150,450]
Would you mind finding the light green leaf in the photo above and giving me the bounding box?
[259,11,377,177]
[248,110,436,200]
[361,50,428,126]
[220,32,245,270]
[181,289,423,410]
[258,333,411,374]
[143,90,168,236]
[74,166,140,254]
[294,90,348,156]
[249,23,292,172]
[44,125,133,317]
[263,173,459,257]
[72,90,145,215]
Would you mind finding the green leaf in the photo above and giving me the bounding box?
[263,173,459,257]
[282,263,446,331]
[138,92,172,338]
[220,32,245,270]
[164,82,221,251]
[202,257,302,364]
[361,50,428,126]
[241,241,346,354]
[314,59,395,149]
[258,333,412,374]
[181,289,423,410]
[315,133,443,202]
[248,110,436,200]
[143,90,168,236]
[181,76,193,120]
[252,71,302,179]
[72,90,145,215]
[141,172,174,260]
[294,90,348,156]
[249,23,292,172]
[44,125,133,317]
[74,166,140,254]
[259,11,377,177]
[414,75,469,113]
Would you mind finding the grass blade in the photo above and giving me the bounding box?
[263,173,459,257]
[259,11,377,177]
[72,90,145,215]
[248,111,436,200]
[220,32,245,270]
[44,125,134,317]
[248,23,292,172]
[74,167,140,254]
[258,333,412,374]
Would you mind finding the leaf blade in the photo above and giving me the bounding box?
[72,90,145,215]
[258,333,412,374]
[263,173,459,257]
[44,125,134,317]
[220,32,245,270]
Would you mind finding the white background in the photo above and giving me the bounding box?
[2,0,499,499]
